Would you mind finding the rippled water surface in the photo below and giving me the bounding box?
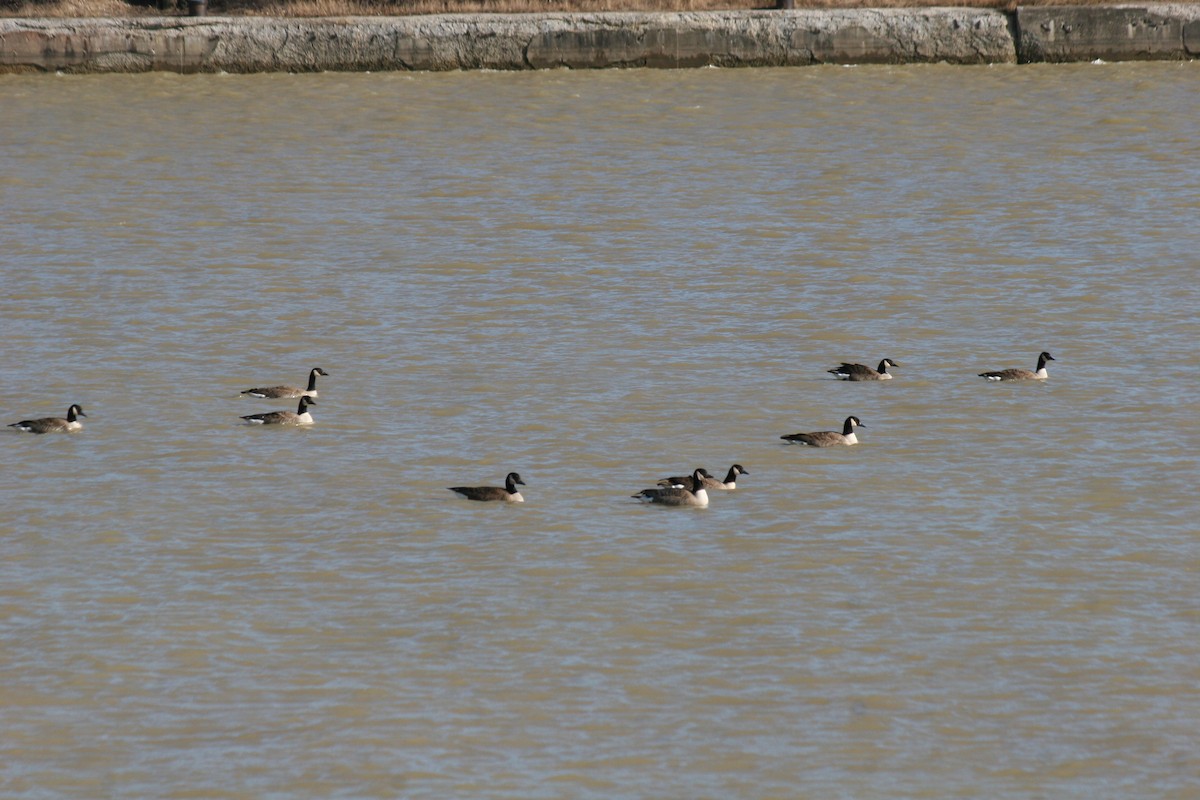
[2,63,1199,798]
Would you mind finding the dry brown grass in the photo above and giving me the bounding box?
[2,0,758,14]
[0,0,1174,18]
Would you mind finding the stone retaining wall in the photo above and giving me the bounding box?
[1,6,1197,74]
[1016,5,1200,61]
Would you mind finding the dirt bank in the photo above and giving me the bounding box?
[1,5,1197,73]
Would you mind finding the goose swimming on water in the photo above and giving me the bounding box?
[658,464,749,491]
[978,352,1055,382]
[8,404,87,434]
[634,468,710,507]
[828,359,899,381]
[448,472,526,502]
[242,367,329,399]
[781,415,863,447]
[240,396,315,426]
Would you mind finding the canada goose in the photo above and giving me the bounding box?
[634,468,709,507]
[449,472,525,502]
[979,352,1055,382]
[241,367,329,399]
[657,467,712,490]
[658,464,748,491]
[240,396,315,425]
[781,415,863,447]
[8,404,87,434]
[828,359,899,381]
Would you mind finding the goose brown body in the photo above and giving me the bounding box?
[979,352,1055,381]
[781,416,863,447]
[634,468,710,507]
[242,367,329,399]
[828,359,898,381]
[658,464,748,491]
[240,397,315,425]
[449,472,526,502]
[8,404,87,434]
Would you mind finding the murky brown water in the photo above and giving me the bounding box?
[2,63,1199,798]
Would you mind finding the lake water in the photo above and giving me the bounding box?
[2,62,1198,798]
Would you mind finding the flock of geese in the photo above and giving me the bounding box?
[8,352,1056,507]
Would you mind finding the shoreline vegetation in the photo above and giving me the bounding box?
[0,0,1143,19]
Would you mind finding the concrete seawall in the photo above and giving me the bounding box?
[1,5,1197,74]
